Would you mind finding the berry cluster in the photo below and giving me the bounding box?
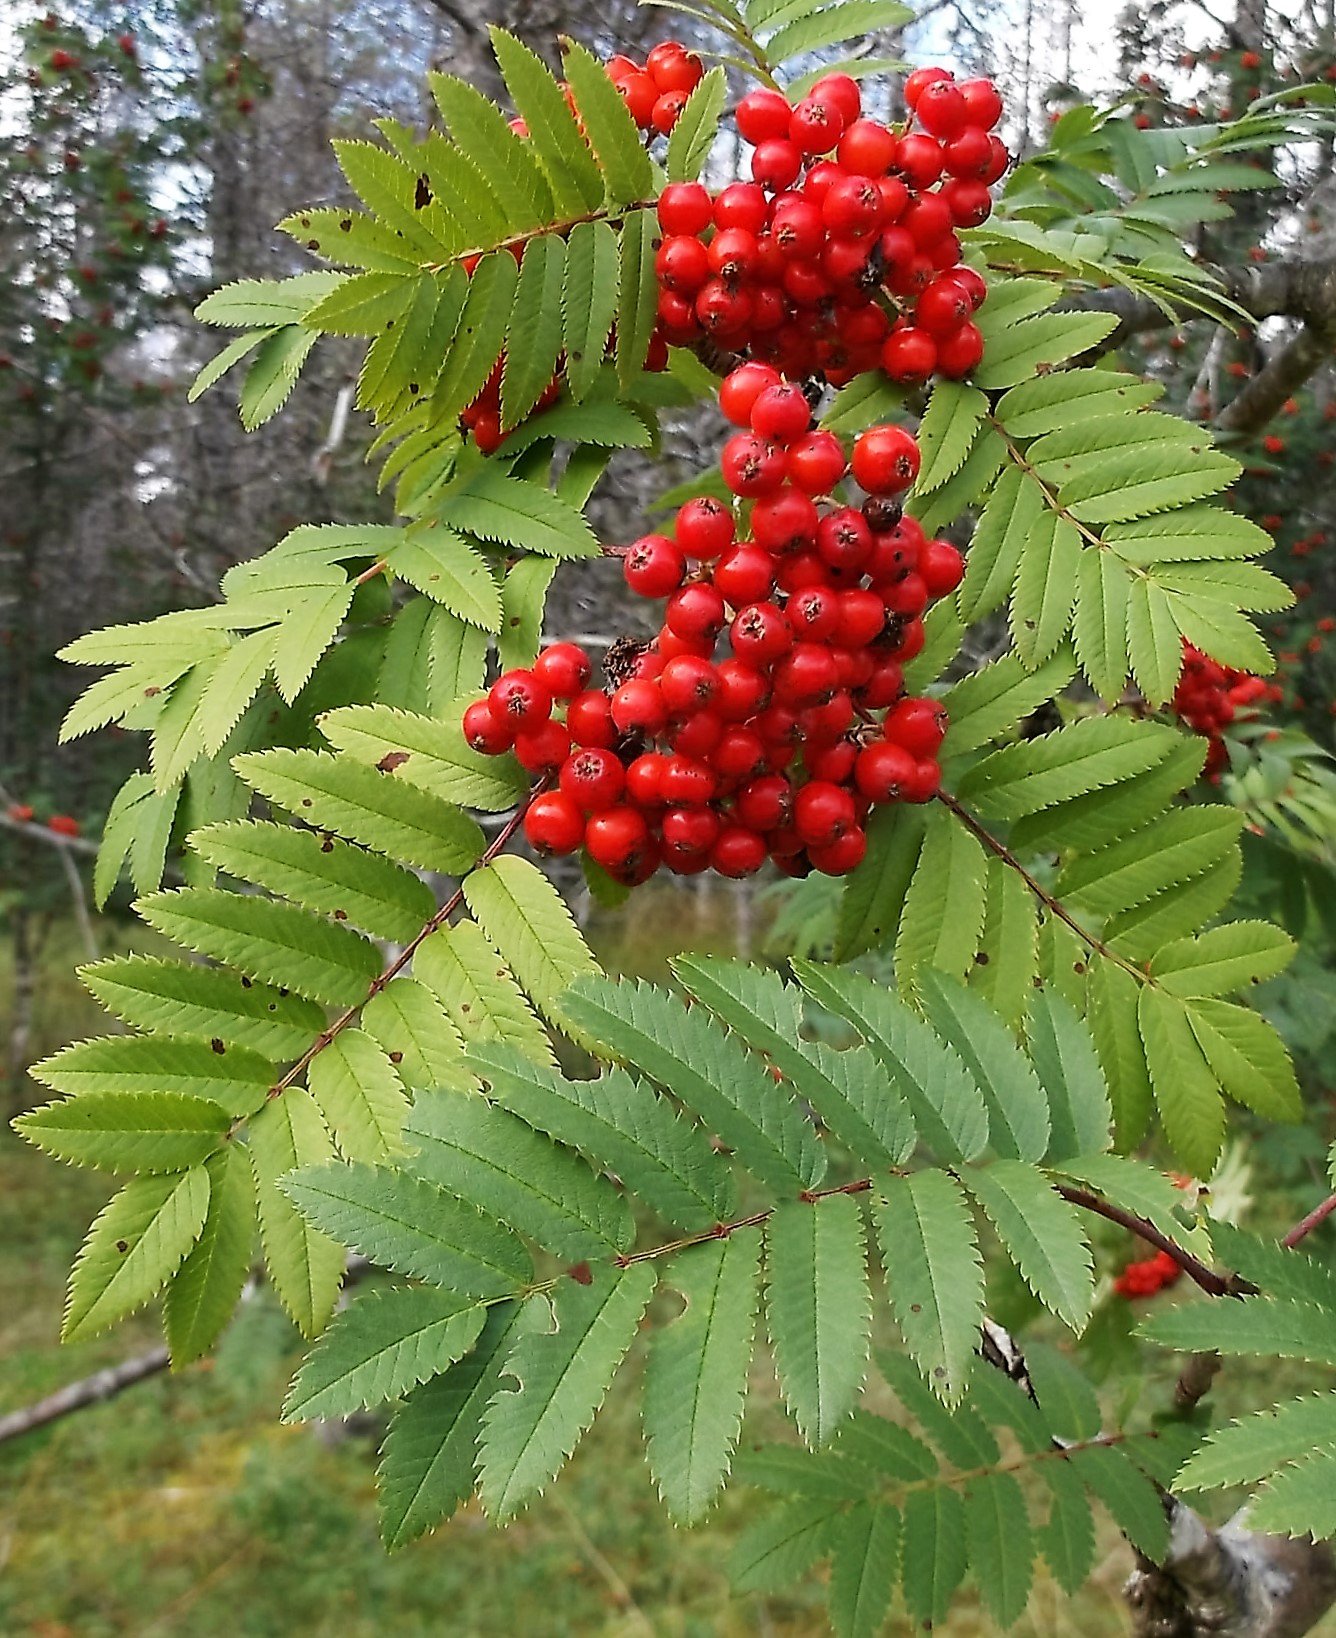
[605,41,704,136]
[1113,1249,1183,1300]
[1173,641,1281,777]
[462,364,962,886]
[653,67,1005,382]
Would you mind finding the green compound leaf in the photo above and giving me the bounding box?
[462,855,601,1030]
[164,1146,256,1366]
[16,1091,230,1174]
[378,1299,538,1548]
[643,1230,762,1523]
[63,1167,211,1343]
[284,1287,486,1422]
[961,1160,1095,1332]
[767,1194,871,1448]
[479,1261,658,1519]
[873,1170,984,1406]
[829,1503,900,1638]
[249,1089,345,1338]
[562,976,824,1196]
[465,1043,736,1233]
[308,1028,410,1163]
[405,1093,633,1261]
[280,1161,532,1298]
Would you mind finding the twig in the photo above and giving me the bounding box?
[0,1347,171,1444]
[1283,1188,1336,1248]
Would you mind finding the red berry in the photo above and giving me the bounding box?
[463,699,514,754]
[823,174,883,236]
[647,41,703,93]
[611,678,668,736]
[730,601,793,665]
[719,362,781,426]
[524,791,585,855]
[817,506,873,572]
[655,234,710,293]
[836,587,887,647]
[666,581,727,643]
[882,327,937,383]
[709,225,761,283]
[660,755,716,805]
[735,775,791,831]
[514,717,572,774]
[660,654,720,714]
[808,826,866,875]
[751,489,819,556]
[676,496,735,560]
[935,321,985,378]
[944,125,994,179]
[836,116,899,177]
[852,424,921,494]
[560,747,626,811]
[616,71,658,127]
[786,430,847,495]
[533,642,592,699]
[710,826,768,877]
[722,433,786,497]
[920,538,965,597]
[750,382,812,445]
[883,697,948,757]
[696,279,754,338]
[625,533,686,598]
[901,758,942,803]
[488,669,552,728]
[625,752,667,807]
[959,77,1003,130]
[790,96,846,153]
[585,806,656,881]
[566,689,617,747]
[713,725,767,782]
[752,139,803,191]
[714,181,769,233]
[773,642,839,706]
[713,543,777,605]
[904,66,951,108]
[896,132,944,189]
[916,78,969,139]
[794,780,856,847]
[940,178,993,228]
[770,194,824,257]
[810,73,862,124]
[737,87,794,144]
[657,181,713,236]
[787,585,842,641]
[662,805,720,858]
[716,658,771,721]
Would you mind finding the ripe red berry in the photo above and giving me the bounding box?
[666,581,727,643]
[488,669,552,728]
[676,496,735,560]
[616,71,658,127]
[716,658,771,721]
[852,424,921,494]
[696,279,754,337]
[896,132,945,189]
[751,489,819,556]
[463,700,514,754]
[655,234,710,293]
[836,587,887,647]
[737,87,794,144]
[817,506,873,571]
[709,225,761,283]
[790,96,846,153]
[560,747,626,811]
[712,543,777,606]
[935,321,985,378]
[959,77,1003,130]
[940,178,993,228]
[823,174,883,236]
[787,585,842,641]
[660,755,717,805]
[514,718,571,774]
[611,678,668,736]
[566,689,616,747]
[713,725,768,782]
[809,826,866,875]
[661,805,721,859]
[657,181,713,236]
[770,194,824,257]
[794,780,856,847]
[729,601,793,666]
[660,654,720,714]
[752,139,802,191]
[786,430,847,495]
[714,181,769,233]
[920,538,965,597]
[585,806,656,880]
[710,826,768,877]
[722,433,786,497]
[524,791,585,855]
[773,642,840,706]
[533,642,591,699]
[882,327,937,383]
[904,66,951,108]
[647,41,703,93]
[750,382,812,444]
[902,759,942,803]
[719,362,782,427]
[810,73,861,124]
[625,751,667,807]
[916,78,968,138]
[624,533,686,598]
[882,697,948,757]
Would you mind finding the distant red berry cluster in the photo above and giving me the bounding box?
[463,364,962,886]
[653,66,1005,382]
[1173,642,1282,777]
[1113,1249,1183,1299]
[605,41,704,137]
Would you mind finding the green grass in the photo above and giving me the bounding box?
[0,911,1282,1637]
